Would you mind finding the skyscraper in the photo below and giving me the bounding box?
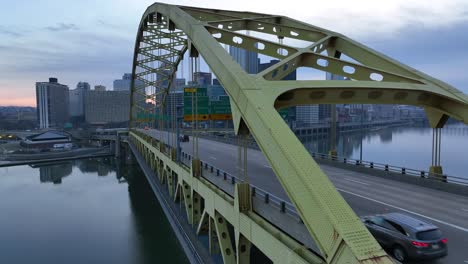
[76,82,91,91]
[69,82,90,119]
[113,73,145,91]
[229,46,258,74]
[36,78,69,128]
[113,73,132,91]
[193,72,212,87]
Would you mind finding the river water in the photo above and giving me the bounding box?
[0,158,188,264]
[301,123,468,178]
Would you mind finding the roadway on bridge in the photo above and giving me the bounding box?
[139,129,468,264]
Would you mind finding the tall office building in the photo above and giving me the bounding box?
[69,82,90,118]
[84,91,130,124]
[174,78,186,91]
[36,77,69,128]
[193,72,212,87]
[229,46,258,74]
[113,73,132,91]
[295,105,319,126]
[164,91,184,119]
[76,81,90,91]
[113,73,145,91]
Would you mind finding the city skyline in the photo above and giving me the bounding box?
[1,0,468,106]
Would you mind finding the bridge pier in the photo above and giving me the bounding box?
[430,128,445,182]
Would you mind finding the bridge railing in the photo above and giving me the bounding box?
[311,152,468,186]
[183,132,468,186]
[180,150,303,222]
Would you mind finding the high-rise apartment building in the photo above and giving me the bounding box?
[36,78,69,128]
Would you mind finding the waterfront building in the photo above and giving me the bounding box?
[295,105,319,126]
[369,105,396,120]
[36,78,69,129]
[84,90,130,124]
[20,130,72,149]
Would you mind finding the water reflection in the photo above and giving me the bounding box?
[27,158,126,184]
[0,158,187,264]
[299,124,468,177]
[37,162,72,184]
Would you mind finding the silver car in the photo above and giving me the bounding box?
[362,212,447,262]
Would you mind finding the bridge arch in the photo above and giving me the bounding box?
[130,3,468,263]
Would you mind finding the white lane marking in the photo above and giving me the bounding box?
[209,156,217,160]
[344,178,370,186]
[263,165,272,168]
[337,188,468,233]
[462,208,468,212]
[464,261,468,263]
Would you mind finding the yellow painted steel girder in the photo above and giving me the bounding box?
[130,3,468,263]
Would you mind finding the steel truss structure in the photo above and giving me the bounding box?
[130,3,468,263]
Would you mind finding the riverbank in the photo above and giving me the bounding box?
[0,147,112,167]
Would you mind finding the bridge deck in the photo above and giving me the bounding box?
[137,129,468,264]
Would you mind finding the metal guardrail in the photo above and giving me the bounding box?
[134,128,468,233]
[183,132,468,187]
[310,152,468,186]
[179,150,303,223]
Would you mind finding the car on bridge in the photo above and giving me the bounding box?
[179,135,189,142]
[362,212,447,263]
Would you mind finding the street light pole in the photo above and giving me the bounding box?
[360,104,364,163]
[176,105,182,162]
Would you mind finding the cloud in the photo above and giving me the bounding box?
[44,23,79,32]
[0,26,22,37]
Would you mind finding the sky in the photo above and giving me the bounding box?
[1,0,468,106]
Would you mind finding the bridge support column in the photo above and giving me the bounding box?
[170,148,177,161]
[214,212,236,264]
[182,181,193,225]
[209,217,220,255]
[115,133,121,157]
[167,169,174,198]
[236,235,251,264]
[192,158,201,178]
[329,104,337,160]
[191,191,202,226]
[430,128,446,182]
